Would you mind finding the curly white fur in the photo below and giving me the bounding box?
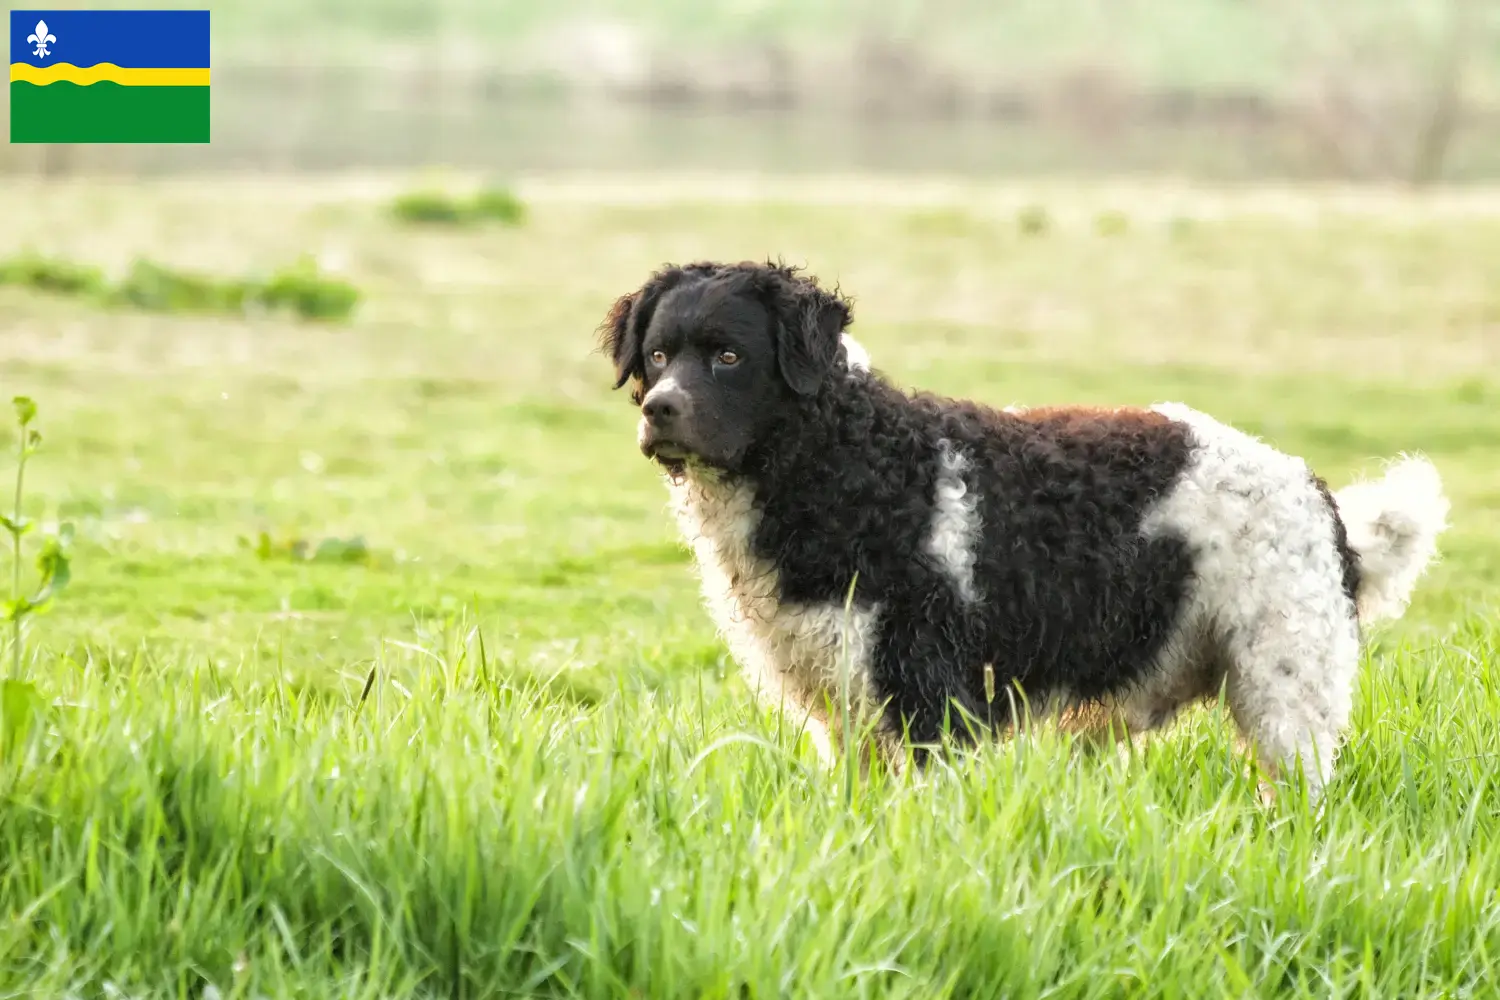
[1118,403,1448,800]
[839,334,870,371]
[925,439,981,604]
[1332,455,1450,623]
[666,465,895,764]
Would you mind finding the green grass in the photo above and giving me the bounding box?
[1,174,1499,997]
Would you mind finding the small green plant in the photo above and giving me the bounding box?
[1,397,71,756]
[2,397,72,681]
[390,185,526,227]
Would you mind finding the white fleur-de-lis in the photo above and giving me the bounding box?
[28,20,57,59]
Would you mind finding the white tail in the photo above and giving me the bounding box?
[1333,455,1450,624]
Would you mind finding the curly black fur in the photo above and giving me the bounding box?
[599,259,1206,756]
[745,384,1198,749]
[1311,474,1363,612]
[599,259,849,409]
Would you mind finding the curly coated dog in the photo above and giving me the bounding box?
[597,259,1450,799]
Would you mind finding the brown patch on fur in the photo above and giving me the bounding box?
[1051,701,1126,739]
[1007,404,1178,433]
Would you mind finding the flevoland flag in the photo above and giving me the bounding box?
[9,9,209,143]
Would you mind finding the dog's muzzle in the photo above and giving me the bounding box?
[638,379,693,464]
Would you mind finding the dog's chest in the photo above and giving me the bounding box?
[666,474,881,712]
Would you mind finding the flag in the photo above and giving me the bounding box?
[9,9,210,143]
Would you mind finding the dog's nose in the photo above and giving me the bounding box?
[642,386,689,425]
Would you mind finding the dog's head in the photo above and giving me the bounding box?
[597,260,854,473]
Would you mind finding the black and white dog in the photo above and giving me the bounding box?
[598,260,1449,798]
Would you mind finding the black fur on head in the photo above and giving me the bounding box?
[596,260,854,471]
[596,262,719,406]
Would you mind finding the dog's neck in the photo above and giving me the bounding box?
[668,371,881,503]
[661,376,881,575]
[662,463,765,618]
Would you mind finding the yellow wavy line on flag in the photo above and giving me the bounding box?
[9,63,210,86]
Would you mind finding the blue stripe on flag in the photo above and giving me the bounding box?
[10,10,210,69]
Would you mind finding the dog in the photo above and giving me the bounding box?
[597,259,1450,799]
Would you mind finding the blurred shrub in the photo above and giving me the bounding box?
[391,190,468,225]
[0,252,359,322]
[470,187,526,225]
[1094,209,1129,236]
[241,530,377,566]
[114,259,251,314]
[390,185,526,227]
[0,253,107,296]
[1017,204,1051,236]
[253,255,361,321]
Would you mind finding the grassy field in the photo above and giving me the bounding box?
[1,173,1499,997]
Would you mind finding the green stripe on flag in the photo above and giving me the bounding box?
[10,81,209,143]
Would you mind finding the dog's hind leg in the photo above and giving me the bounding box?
[1142,402,1368,804]
[1219,598,1362,804]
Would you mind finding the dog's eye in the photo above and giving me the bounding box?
[716,351,740,366]
[649,350,668,367]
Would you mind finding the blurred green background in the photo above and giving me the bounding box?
[6,0,1500,180]
[5,2,1500,995]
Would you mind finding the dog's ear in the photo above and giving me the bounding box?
[597,292,645,400]
[597,264,706,405]
[761,264,853,396]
